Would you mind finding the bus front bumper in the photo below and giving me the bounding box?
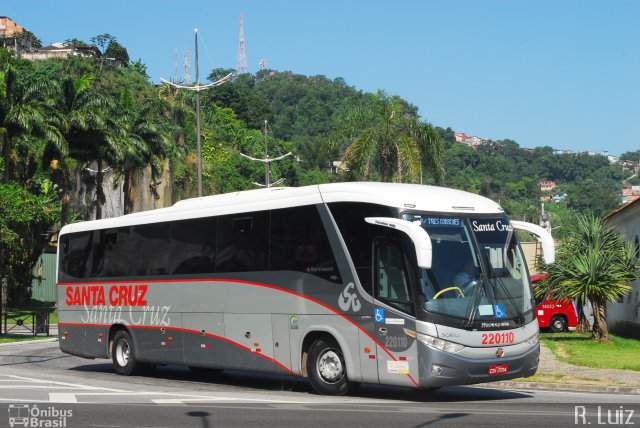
[418,342,540,388]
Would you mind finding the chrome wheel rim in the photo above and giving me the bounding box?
[317,349,344,384]
[116,339,130,367]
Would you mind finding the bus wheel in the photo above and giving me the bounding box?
[550,316,567,332]
[307,337,352,395]
[112,330,141,376]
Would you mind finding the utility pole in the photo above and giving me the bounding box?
[161,29,232,197]
[540,202,552,234]
[240,120,293,187]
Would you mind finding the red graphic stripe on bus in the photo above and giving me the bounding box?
[58,322,297,376]
[57,278,419,387]
[179,327,296,376]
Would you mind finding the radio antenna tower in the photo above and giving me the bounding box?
[237,12,248,74]
[173,49,179,83]
[183,47,192,84]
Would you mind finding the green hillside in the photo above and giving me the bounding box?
[0,41,635,304]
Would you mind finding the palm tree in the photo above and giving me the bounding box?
[55,73,118,221]
[537,214,637,343]
[116,89,172,214]
[339,91,444,184]
[0,65,65,184]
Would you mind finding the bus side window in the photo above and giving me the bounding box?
[270,205,341,283]
[328,202,395,294]
[131,223,170,276]
[59,231,93,280]
[170,217,216,275]
[216,211,269,273]
[374,239,413,315]
[91,227,131,278]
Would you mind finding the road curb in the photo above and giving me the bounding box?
[486,380,640,395]
[0,337,58,347]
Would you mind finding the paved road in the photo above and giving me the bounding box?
[1,340,638,427]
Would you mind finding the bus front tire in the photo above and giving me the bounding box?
[307,337,353,395]
[112,330,142,376]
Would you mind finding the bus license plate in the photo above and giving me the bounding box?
[488,364,509,375]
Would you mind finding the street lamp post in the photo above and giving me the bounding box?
[161,29,232,197]
[239,120,293,187]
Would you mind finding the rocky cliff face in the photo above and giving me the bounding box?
[71,160,175,221]
[128,159,175,214]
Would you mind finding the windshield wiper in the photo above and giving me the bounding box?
[463,280,482,328]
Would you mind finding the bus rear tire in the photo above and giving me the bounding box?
[307,337,353,395]
[550,316,567,332]
[112,330,143,376]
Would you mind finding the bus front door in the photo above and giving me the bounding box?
[373,238,419,387]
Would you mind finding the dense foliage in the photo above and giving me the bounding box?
[0,34,633,305]
[0,181,58,304]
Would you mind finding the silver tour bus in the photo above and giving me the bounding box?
[56,182,554,395]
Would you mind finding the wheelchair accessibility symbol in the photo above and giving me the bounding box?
[374,308,385,323]
[494,304,506,319]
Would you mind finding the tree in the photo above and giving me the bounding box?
[536,215,637,343]
[90,34,116,54]
[52,73,115,222]
[565,179,620,216]
[105,40,130,65]
[0,181,58,305]
[0,65,64,184]
[203,69,273,130]
[339,92,444,183]
[116,89,171,214]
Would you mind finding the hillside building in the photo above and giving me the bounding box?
[0,16,33,55]
[539,180,557,192]
[454,132,486,148]
[21,42,100,61]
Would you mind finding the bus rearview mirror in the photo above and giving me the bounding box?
[511,220,555,264]
[364,217,433,269]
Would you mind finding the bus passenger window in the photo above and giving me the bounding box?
[92,227,131,278]
[131,223,170,276]
[59,232,93,279]
[170,217,216,275]
[270,206,341,283]
[216,212,269,273]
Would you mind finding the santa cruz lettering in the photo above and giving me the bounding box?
[472,220,512,232]
[65,284,148,307]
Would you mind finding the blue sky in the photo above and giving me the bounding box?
[5,1,639,155]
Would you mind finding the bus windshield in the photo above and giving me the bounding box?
[403,214,533,322]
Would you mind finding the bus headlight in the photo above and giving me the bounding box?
[416,333,465,354]
[525,333,539,345]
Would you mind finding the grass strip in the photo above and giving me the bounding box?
[540,332,640,371]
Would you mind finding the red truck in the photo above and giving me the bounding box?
[531,273,578,332]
